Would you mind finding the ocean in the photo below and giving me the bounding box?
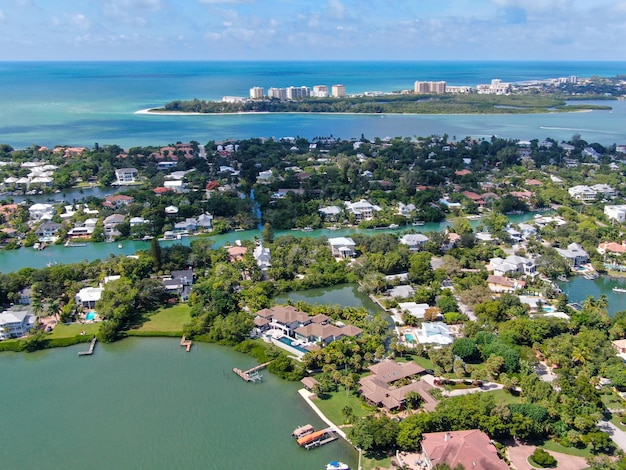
[0,60,625,148]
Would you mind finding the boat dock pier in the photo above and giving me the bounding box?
[297,427,339,449]
[78,337,97,356]
[233,361,272,382]
[180,335,192,352]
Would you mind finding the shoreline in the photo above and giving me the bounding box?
[136,107,597,117]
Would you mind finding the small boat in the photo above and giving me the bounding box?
[412,221,425,226]
[613,287,626,293]
[292,424,315,439]
[302,227,313,232]
[584,272,598,280]
[388,224,399,229]
[118,243,123,249]
[557,275,568,282]
[326,462,349,470]
[65,240,87,247]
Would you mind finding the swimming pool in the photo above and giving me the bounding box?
[405,333,415,342]
[85,311,97,321]
[278,336,309,354]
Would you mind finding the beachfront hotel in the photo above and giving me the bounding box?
[249,86,264,99]
[414,80,446,94]
[331,84,346,97]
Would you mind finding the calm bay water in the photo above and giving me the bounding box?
[0,61,625,148]
[0,338,357,470]
[275,283,384,315]
[558,275,626,315]
[0,212,541,272]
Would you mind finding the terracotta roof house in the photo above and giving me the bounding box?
[455,169,472,176]
[421,430,509,470]
[462,191,485,205]
[525,178,543,186]
[103,195,134,208]
[227,245,248,262]
[358,360,434,411]
[487,275,526,293]
[598,241,626,255]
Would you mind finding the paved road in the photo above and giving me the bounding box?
[599,419,626,452]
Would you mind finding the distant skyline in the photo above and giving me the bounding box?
[1,0,626,61]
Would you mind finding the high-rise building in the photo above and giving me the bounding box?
[267,87,287,101]
[331,84,346,97]
[250,86,264,99]
[312,85,329,98]
[286,86,310,100]
[414,81,446,94]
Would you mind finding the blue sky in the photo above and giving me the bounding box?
[1,0,625,61]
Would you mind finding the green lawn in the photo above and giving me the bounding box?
[414,356,435,371]
[482,389,522,405]
[542,439,594,458]
[131,304,192,334]
[313,390,372,426]
[362,455,391,470]
[49,322,99,339]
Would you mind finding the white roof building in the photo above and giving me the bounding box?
[328,237,356,258]
[415,322,454,346]
[399,234,429,250]
[344,199,381,220]
[0,308,35,340]
[75,287,104,308]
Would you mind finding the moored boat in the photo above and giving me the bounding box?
[292,424,315,439]
[326,462,349,470]
[613,287,626,293]
[412,221,425,226]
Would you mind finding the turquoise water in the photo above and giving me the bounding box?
[0,211,543,273]
[85,311,96,321]
[0,338,357,469]
[278,336,310,354]
[1,61,625,147]
[405,333,416,342]
[558,275,626,315]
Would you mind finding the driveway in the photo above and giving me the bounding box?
[599,419,626,452]
[507,441,588,470]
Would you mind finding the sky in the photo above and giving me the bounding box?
[1,0,625,61]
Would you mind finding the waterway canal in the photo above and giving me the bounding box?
[558,275,626,316]
[274,283,384,315]
[0,338,357,470]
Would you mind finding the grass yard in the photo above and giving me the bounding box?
[132,304,192,334]
[362,455,391,470]
[482,388,522,405]
[49,322,99,339]
[313,390,372,426]
[542,439,594,458]
[413,356,435,371]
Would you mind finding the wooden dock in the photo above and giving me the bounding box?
[180,335,192,352]
[78,337,97,356]
[296,427,339,449]
[233,361,272,382]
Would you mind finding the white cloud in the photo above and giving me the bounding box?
[328,0,346,19]
[69,13,91,30]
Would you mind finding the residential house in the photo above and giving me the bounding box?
[397,202,416,216]
[358,360,433,411]
[488,255,536,276]
[164,205,179,216]
[386,285,415,300]
[0,307,35,340]
[130,216,150,227]
[399,233,429,251]
[612,339,626,361]
[555,243,589,267]
[163,180,188,193]
[67,218,99,238]
[75,287,104,309]
[18,288,31,305]
[174,218,197,232]
[319,205,343,221]
[328,237,356,258]
[114,168,138,184]
[294,322,363,346]
[103,214,125,238]
[227,245,248,262]
[35,221,62,239]
[253,243,271,275]
[196,213,213,230]
[487,275,526,293]
[518,223,538,239]
[598,241,626,256]
[103,195,134,208]
[344,199,381,220]
[462,191,485,206]
[415,322,454,346]
[605,205,626,223]
[28,203,56,221]
[421,430,509,470]
[162,269,194,301]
